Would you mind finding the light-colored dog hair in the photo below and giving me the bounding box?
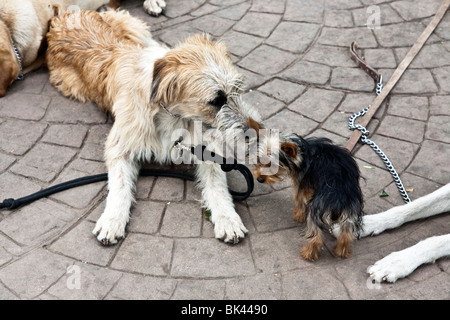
[0,0,111,96]
[46,10,261,245]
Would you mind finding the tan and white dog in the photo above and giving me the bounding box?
[46,10,261,245]
[0,0,114,97]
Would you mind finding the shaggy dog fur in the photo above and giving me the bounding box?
[46,10,261,245]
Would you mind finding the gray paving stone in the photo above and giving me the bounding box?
[251,228,317,273]
[288,88,344,122]
[242,91,285,120]
[264,109,318,136]
[257,79,305,104]
[171,238,255,277]
[318,27,378,48]
[430,96,450,115]
[79,124,110,161]
[282,60,331,85]
[0,93,50,121]
[432,66,450,93]
[0,119,47,155]
[331,67,375,92]
[266,22,320,53]
[128,200,165,234]
[41,124,88,148]
[47,262,122,300]
[160,201,202,237]
[426,116,450,145]
[408,140,450,184]
[107,273,177,300]
[391,69,438,94]
[0,249,69,299]
[233,12,281,37]
[111,233,174,275]
[303,45,357,67]
[374,22,440,48]
[0,153,15,172]
[10,143,76,182]
[0,199,75,245]
[164,0,205,18]
[324,10,354,27]
[250,0,285,13]
[355,134,419,173]
[364,48,398,69]
[214,2,249,20]
[238,45,297,76]
[338,93,377,113]
[172,279,225,300]
[220,30,262,57]
[247,188,297,232]
[376,115,425,143]
[395,44,450,69]
[388,96,428,121]
[150,177,185,201]
[282,267,350,299]
[50,220,116,266]
[46,96,107,125]
[391,0,442,21]
[191,15,234,37]
[284,0,324,23]
[225,274,282,299]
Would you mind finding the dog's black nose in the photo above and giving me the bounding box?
[257,176,265,183]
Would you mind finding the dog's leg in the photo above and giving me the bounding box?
[367,234,450,282]
[143,0,166,16]
[196,162,248,243]
[361,183,450,237]
[334,222,354,259]
[93,156,140,245]
[300,219,323,261]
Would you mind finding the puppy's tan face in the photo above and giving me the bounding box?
[151,35,245,129]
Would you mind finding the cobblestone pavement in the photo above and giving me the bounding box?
[0,0,449,300]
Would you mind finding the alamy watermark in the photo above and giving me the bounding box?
[366,5,381,30]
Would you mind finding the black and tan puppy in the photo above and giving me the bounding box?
[250,118,364,261]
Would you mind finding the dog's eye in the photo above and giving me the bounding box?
[209,91,227,108]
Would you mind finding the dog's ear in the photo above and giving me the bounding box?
[151,56,180,104]
[248,117,263,135]
[151,57,165,103]
[281,142,297,159]
[0,59,19,97]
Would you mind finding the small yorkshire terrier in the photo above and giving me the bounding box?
[249,118,363,261]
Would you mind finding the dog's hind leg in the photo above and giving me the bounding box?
[300,220,323,261]
[196,162,248,244]
[334,222,354,258]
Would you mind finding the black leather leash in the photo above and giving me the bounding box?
[0,144,254,210]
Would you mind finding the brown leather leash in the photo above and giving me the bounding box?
[345,0,450,152]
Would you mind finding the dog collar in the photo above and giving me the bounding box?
[10,34,24,81]
[159,103,182,119]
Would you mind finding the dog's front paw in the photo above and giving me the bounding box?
[212,214,248,244]
[143,0,166,16]
[92,216,126,245]
[367,251,416,283]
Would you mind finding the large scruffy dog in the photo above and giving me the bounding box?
[0,0,112,97]
[46,10,260,245]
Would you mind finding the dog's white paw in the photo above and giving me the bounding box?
[367,251,416,283]
[213,214,248,244]
[92,216,126,245]
[360,214,388,237]
[143,0,166,16]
